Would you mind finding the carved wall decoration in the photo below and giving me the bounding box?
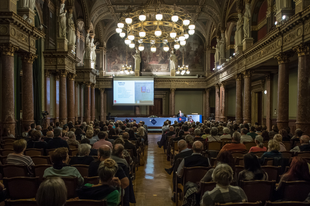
[0,26,8,35]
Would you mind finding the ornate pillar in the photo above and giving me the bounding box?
[235,74,243,124]
[294,44,310,135]
[67,73,75,123]
[21,53,37,128]
[100,89,106,121]
[266,0,275,32]
[294,0,310,14]
[243,70,251,123]
[80,83,84,123]
[85,83,91,123]
[1,43,19,135]
[205,47,211,76]
[219,83,226,122]
[205,89,210,120]
[215,84,220,121]
[265,75,272,131]
[275,53,290,131]
[91,84,96,121]
[55,73,60,123]
[170,88,175,116]
[59,70,68,124]
[45,71,51,127]
[99,47,107,76]
[75,81,79,122]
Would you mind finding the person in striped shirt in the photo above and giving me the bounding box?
[7,139,34,168]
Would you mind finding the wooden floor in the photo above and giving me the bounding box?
[133,133,174,206]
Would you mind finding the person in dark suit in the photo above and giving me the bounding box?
[177,141,210,178]
[165,140,192,175]
[122,132,137,159]
[47,128,69,150]
[177,110,184,117]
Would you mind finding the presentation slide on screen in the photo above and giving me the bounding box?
[113,78,154,106]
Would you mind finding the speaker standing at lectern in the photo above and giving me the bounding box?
[177,110,184,117]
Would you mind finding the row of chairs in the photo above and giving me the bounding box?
[0,148,78,157]
[6,199,108,206]
[216,202,310,206]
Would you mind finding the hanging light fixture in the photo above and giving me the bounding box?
[116,28,122,33]
[170,27,177,39]
[151,45,157,53]
[184,32,189,39]
[174,43,180,50]
[188,24,195,30]
[139,14,146,22]
[139,44,145,51]
[129,42,135,49]
[125,38,131,45]
[125,18,132,24]
[154,22,162,37]
[156,12,163,21]
[117,22,124,28]
[171,14,179,22]
[163,44,169,52]
[180,40,186,46]
[183,19,190,26]
[188,29,195,35]
[120,32,126,38]
[179,35,185,42]
[128,30,135,40]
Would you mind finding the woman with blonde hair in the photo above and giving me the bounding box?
[77,159,121,206]
[260,139,282,165]
[273,134,286,152]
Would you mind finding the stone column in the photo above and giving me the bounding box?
[275,53,290,131]
[55,74,60,123]
[294,44,310,135]
[21,53,36,128]
[91,84,96,122]
[243,70,251,124]
[266,0,275,32]
[215,84,220,121]
[235,74,243,124]
[135,106,140,116]
[0,43,19,135]
[85,83,91,123]
[265,75,272,131]
[59,70,68,124]
[45,71,51,127]
[100,89,106,121]
[67,73,75,124]
[219,83,226,122]
[80,83,84,123]
[99,47,107,76]
[75,81,79,122]
[205,47,211,77]
[205,89,210,120]
[170,88,175,116]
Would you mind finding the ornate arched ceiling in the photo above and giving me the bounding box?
[82,0,242,46]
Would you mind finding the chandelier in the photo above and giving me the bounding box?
[116,0,196,53]
[120,65,134,74]
[176,49,190,75]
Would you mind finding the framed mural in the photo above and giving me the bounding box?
[106,33,205,74]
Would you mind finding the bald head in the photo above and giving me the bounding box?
[301,135,310,144]
[178,140,187,151]
[192,141,203,153]
[169,126,174,131]
[98,145,112,160]
[113,144,124,157]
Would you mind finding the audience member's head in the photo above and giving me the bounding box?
[24,125,31,132]
[13,139,27,154]
[113,144,124,158]
[268,139,280,151]
[46,131,54,139]
[86,130,94,139]
[232,132,241,143]
[295,129,304,138]
[300,135,310,144]
[32,130,42,141]
[169,126,174,132]
[122,132,129,140]
[51,147,69,165]
[217,151,235,171]
[272,125,279,133]
[261,130,270,141]
[98,145,112,160]
[55,122,60,127]
[255,135,264,148]
[185,135,194,147]
[36,125,42,131]
[212,164,233,187]
[194,128,201,136]
[36,177,67,206]
[67,131,76,140]
[178,140,188,151]
[98,131,107,140]
[241,128,248,135]
[244,153,264,179]
[192,141,203,153]
[98,159,118,183]
[273,134,283,142]
[223,127,230,135]
[285,157,310,181]
[54,128,62,138]
[211,127,218,136]
[78,144,91,156]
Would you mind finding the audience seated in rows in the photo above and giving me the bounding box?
[43,147,84,186]
[67,131,79,147]
[248,135,267,153]
[201,164,248,206]
[260,139,282,165]
[240,128,253,144]
[77,159,121,206]
[123,132,137,158]
[69,144,94,165]
[219,132,247,153]
[7,139,35,169]
[290,135,310,152]
[27,130,48,153]
[47,128,69,150]
[208,127,221,142]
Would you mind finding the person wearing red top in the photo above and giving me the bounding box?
[219,132,247,154]
[248,135,267,153]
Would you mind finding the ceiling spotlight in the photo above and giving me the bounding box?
[188,24,195,30]
[174,43,180,50]
[116,28,122,33]
[183,19,190,26]
[139,14,146,21]
[125,18,132,24]
[139,44,144,51]
[156,13,163,21]
[188,29,195,35]
[120,32,126,38]
[117,22,124,28]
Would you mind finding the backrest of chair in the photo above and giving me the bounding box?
[1,165,29,178]
[235,157,244,166]
[297,152,310,158]
[126,149,134,158]
[173,141,178,151]
[0,155,7,164]
[281,151,293,159]
[2,144,13,149]
[47,149,55,156]
[33,164,52,182]
[200,182,216,199]
[183,167,211,185]
[71,164,89,177]
[5,199,38,206]
[215,202,263,206]
[265,201,310,206]
[4,177,39,199]
[84,176,100,185]
[283,142,291,151]
[264,158,274,166]
[70,149,78,157]
[25,149,44,156]
[240,180,275,202]
[2,139,15,144]
[281,181,310,201]
[61,177,79,199]
[231,152,246,158]
[0,149,14,156]
[31,156,51,165]
[251,152,264,157]
[208,142,222,150]
[261,166,280,182]
[235,165,244,178]
[69,145,78,150]
[66,199,108,206]
[244,142,257,150]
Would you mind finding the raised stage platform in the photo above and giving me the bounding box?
[114,115,202,128]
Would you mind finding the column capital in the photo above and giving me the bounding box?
[0,43,19,56]
[100,88,105,92]
[220,82,226,88]
[60,70,68,77]
[205,88,210,92]
[45,70,51,78]
[265,74,272,80]
[55,73,60,80]
[274,52,292,64]
[67,73,76,81]
[170,88,176,92]
[242,70,251,78]
[21,53,37,63]
[236,73,243,81]
[293,44,310,56]
[85,82,92,87]
[91,84,96,89]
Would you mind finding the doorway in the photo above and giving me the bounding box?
[149,98,162,117]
